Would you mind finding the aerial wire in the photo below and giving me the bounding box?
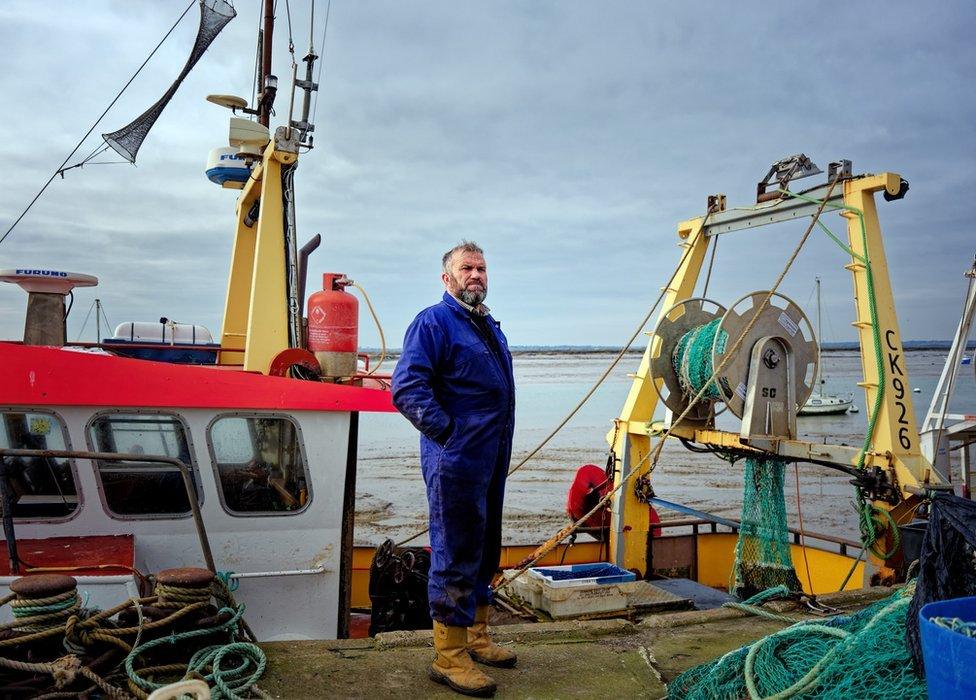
[283,0,295,54]
[701,234,719,298]
[0,0,196,247]
[310,0,332,126]
[76,300,97,341]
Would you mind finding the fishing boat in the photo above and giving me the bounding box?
[0,3,973,697]
[798,278,852,416]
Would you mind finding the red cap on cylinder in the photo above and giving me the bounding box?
[307,272,359,376]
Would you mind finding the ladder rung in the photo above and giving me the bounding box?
[845,262,866,271]
[851,321,873,328]
[857,381,878,389]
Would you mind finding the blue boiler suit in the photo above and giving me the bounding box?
[392,292,515,627]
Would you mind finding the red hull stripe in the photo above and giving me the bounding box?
[0,535,134,577]
[0,343,396,412]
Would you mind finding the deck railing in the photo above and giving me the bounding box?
[0,448,215,574]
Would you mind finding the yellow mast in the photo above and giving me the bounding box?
[218,129,300,372]
[216,0,317,375]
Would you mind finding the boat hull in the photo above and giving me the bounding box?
[798,396,852,416]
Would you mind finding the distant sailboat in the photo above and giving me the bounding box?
[799,277,853,416]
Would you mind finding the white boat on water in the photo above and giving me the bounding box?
[799,278,852,416]
[799,392,853,415]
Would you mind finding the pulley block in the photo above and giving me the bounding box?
[712,290,818,419]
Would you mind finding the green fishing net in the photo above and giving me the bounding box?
[667,585,925,699]
[672,318,727,401]
[732,456,803,599]
[672,320,803,597]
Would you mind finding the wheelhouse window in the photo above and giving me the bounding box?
[0,411,78,519]
[88,413,197,518]
[209,416,309,515]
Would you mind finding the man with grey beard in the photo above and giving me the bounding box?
[392,241,517,697]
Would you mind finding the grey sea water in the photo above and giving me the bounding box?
[355,350,976,546]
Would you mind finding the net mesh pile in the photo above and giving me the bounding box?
[732,456,803,598]
[667,585,925,699]
[102,0,237,162]
[671,320,802,597]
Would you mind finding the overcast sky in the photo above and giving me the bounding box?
[1,1,974,349]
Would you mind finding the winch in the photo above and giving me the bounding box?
[649,291,818,446]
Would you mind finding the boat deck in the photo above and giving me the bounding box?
[258,586,893,698]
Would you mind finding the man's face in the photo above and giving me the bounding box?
[443,251,488,306]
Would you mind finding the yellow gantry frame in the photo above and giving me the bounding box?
[219,136,298,373]
[610,172,934,576]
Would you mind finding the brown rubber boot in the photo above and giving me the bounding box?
[468,605,518,668]
[430,621,497,697]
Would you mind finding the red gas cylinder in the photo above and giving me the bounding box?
[307,272,359,377]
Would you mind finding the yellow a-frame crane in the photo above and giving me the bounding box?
[609,157,942,578]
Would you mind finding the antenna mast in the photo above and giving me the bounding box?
[96,298,103,343]
[257,0,277,127]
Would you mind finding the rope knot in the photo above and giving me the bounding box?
[64,614,94,648]
[51,654,81,688]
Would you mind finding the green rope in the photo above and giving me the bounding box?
[722,585,798,624]
[4,590,81,633]
[780,188,897,558]
[931,616,976,638]
[744,595,911,699]
[11,595,78,617]
[189,642,268,699]
[669,585,924,700]
[125,603,266,700]
[217,570,240,592]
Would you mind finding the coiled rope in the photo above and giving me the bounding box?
[125,603,266,700]
[930,616,976,638]
[5,589,81,633]
[0,573,264,700]
[670,584,924,700]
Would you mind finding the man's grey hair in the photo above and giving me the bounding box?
[442,240,484,273]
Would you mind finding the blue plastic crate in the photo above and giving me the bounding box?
[529,562,637,588]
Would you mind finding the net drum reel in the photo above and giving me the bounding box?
[651,291,818,442]
[650,297,727,425]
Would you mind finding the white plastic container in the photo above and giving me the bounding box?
[111,321,214,345]
[504,565,642,619]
